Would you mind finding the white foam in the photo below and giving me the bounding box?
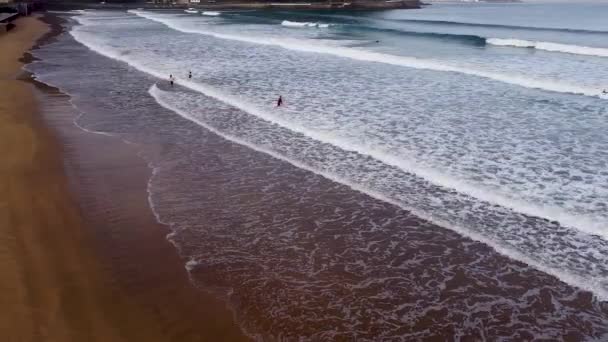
[130,10,606,99]
[69,22,607,239]
[185,258,199,271]
[148,83,608,301]
[281,20,330,28]
[487,38,608,58]
[70,12,608,299]
[202,11,221,16]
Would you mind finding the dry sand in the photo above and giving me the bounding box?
[0,15,248,341]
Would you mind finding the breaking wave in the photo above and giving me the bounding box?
[487,38,608,57]
[70,19,608,297]
[281,20,330,28]
[389,18,608,35]
[130,10,607,99]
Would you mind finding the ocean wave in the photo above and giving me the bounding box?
[202,11,220,16]
[487,38,608,57]
[148,83,608,337]
[70,12,608,300]
[304,12,608,34]
[284,13,608,52]
[71,19,608,238]
[388,18,608,35]
[355,27,608,57]
[35,11,608,336]
[129,10,607,99]
[148,84,608,302]
[357,25,487,45]
[281,20,330,28]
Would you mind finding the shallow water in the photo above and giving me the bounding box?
[28,3,608,340]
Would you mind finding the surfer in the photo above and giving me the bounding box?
[603,89,607,94]
[276,95,283,107]
[188,71,192,79]
[169,74,174,86]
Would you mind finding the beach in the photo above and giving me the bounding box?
[7,3,608,340]
[0,14,247,341]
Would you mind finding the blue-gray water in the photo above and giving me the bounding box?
[30,2,608,340]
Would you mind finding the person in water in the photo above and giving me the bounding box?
[277,95,283,107]
[603,89,608,94]
[188,71,192,79]
[169,74,174,86]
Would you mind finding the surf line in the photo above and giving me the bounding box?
[70,12,608,300]
[70,23,608,239]
[129,10,607,99]
[148,84,608,302]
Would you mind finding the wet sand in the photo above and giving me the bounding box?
[16,10,608,340]
[0,14,248,341]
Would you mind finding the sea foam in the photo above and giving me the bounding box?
[130,10,607,99]
[281,20,330,28]
[70,18,608,239]
[487,38,608,57]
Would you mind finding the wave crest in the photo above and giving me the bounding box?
[130,10,607,99]
[392,18,608,35]
[281,20,330,28]
[487,38,608,57]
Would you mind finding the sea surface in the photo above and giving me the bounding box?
[30,2,608,340]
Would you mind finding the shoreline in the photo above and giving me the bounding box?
[15,6,608,339]
[47,0,421,11]
[2,13,249,341]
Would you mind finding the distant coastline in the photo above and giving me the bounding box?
[47,0,421,11]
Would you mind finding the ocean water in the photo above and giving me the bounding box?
[30,2,608,340]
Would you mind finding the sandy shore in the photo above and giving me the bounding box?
[0,15,248,341]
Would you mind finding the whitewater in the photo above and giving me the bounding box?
[486,38,608,57]
[149,82,608,301]
[282,20,331,28]
[68,8,608,303]
[130,10,608,99]
[27,4,608,339]
[278,11,608,58]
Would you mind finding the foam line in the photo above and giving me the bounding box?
[487,38,608,57]
[380,18,608,35]
[129,10,606,99]
[69,23,608,239]
[148,84,608,301]
[292,11,608,34]
[69,12,608,299]
[281,20,330,28]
